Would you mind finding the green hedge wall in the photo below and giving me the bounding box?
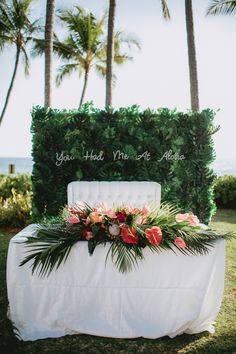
[31,104,217,223]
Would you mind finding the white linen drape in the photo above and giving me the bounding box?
[7,225,225,341]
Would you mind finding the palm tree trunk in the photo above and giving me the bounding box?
[106,0,116,107]
[0,46,20,125]
[79,70,89,107]
[44,0,55,108]
[185,0,199,112]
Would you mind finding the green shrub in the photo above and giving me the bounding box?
[0,174,32,227]
[0,173,32,200]
[31,104,217,224]
[214,175,236,209]
[0,189,32,227]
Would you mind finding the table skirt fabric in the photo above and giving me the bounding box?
[7,225,225,341]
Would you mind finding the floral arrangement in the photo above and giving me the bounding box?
[20,202,233,275]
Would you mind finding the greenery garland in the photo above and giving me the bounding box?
[20,202,234,275]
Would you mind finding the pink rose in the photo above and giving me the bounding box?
[67,216,80,224]
[121,226,138,244]
[145,226,162,246]
[174,237,186,248]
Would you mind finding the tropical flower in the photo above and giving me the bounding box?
[176,213,199,226]
[67,216,80,224]
[141,205,151,215]
[89,211,104,223]
[174,237,186,248]
[121,225,138,244]
[145,226,162,246]
[116,213,125,222]
[187,214,200,226]
[69,207,80,215]
[108,224,120,237]
[82,230,94,240]
[105,209,117,219]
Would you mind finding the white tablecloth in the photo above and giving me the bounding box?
[7,224,225,341]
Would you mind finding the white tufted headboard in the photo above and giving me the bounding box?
[67,181,161,208]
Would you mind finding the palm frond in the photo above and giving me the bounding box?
[207,0,236,16]
[20,224,81,277]
[20,202,236,276]
[94,63,106,77]
[106,240,144,273]
[21,44,29,75]
[160,0,171,20]
[55,63,79,86]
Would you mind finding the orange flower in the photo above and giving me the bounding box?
[89,211,104,223]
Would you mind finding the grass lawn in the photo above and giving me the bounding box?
[0,209,235,354]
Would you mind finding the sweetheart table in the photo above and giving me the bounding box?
[7,181,225,341]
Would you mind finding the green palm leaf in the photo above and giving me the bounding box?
[207,0,236,16]
[106,240,144,273]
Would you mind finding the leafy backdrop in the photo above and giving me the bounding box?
[31,104,217,223]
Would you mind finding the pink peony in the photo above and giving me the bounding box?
[145,226,162,246]
[67,216,80,224]
[121,226,138,244]
[174,237,186,248]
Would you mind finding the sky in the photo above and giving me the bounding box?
[0,0,236,161]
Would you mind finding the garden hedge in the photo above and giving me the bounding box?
[214,175,236,209]
[31,104,217,223]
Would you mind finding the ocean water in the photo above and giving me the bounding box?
[0,157,236,176]
[0,157,33,174]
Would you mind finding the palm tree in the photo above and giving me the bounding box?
[34,6,140,107]
[185,0,199,112]
[105,0,170,107]
[0,0,40,125]
[106,0,116,107]
[44,0,55,108]
[207,0,236,15]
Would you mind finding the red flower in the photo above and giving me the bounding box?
[145,226,162,246]
[67,216,80,224]
[174,237,186,248]
[121,225,138,244]
[82,229,94,240]
[69,207,78,214]
[117,213,125,222]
